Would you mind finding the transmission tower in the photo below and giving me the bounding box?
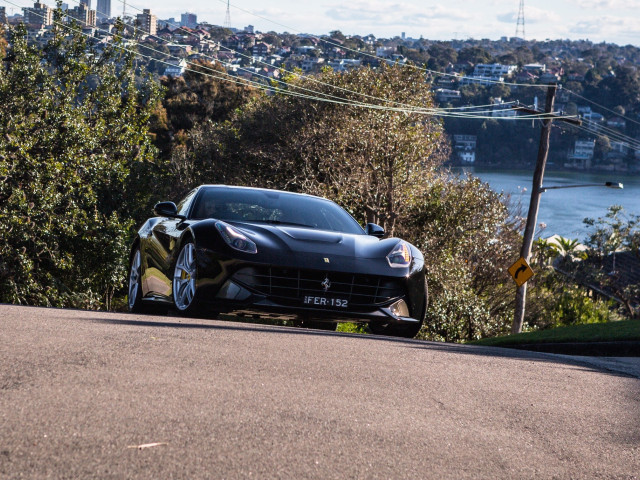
[515,0,525,39]
[224,0,231,29]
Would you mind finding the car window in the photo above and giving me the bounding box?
[177,189,198,217]
[191,188,364,234]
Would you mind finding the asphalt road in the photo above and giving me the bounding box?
[1,305,639,479]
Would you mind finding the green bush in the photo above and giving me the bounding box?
[0,21,161,309]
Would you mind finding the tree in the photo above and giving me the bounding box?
[152,60,257,156]
[0,24,7,59]
[0,21,162,309]
[582,206,640,318]
[229,64,450,236]
[404,175,523,341]
[457,46,492,65]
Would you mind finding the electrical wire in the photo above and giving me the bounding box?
[564,88,640,128]
[98,0,528,117]
[0,0,596,123]
[212,0,562,90]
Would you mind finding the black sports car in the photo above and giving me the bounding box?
[128,185,427,338]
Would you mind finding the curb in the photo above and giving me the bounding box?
[503,341,640,357]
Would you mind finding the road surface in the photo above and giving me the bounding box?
[1,305,638,479]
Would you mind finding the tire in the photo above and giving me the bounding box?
[128,249,146,313]
[172,241,200,315]
[369,282,428,339]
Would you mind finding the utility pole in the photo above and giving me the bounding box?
[511,84,581,334]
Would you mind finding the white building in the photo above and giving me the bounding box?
[136,8,157,35]
[473,63,517,78]
[453,135,477,163]
[566,139,595,169]
[163,58,187,77]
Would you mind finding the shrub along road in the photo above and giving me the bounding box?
[1,305,639,479]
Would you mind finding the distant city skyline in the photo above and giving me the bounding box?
[110,0,640,45]
[4,0,640,46]
[114,0,639,46]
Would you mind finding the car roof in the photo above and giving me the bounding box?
[198,185,330,202]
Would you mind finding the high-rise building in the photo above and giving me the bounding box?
[67,3,96,26]
[23,2,53,27]
[0,6,7,24]
[136,9,157,35]
[96,0,110,21]
[180,12,197,29]
[80,0,91,8]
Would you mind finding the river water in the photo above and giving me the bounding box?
[458,167,640,240]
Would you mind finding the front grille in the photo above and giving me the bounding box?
[232,267,404,309]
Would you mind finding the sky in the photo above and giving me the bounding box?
[129,0,640,46]
[4,0,640,46]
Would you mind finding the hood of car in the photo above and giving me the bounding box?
[235,222,398,259]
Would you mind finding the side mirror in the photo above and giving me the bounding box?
[154,201,184,219]
[365,223,385,238]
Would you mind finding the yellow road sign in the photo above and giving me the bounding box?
[508,257,534,287]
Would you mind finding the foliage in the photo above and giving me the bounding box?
[168,63,449,235]
[163,65,529,342]
[549,286,617,326]
[0,21,161,309]
[525,232,624,330]
[405,174,523,341]
[0,24,7,59]
[151,60,258,156]
[238,64,449,236]
[582,206,640,318]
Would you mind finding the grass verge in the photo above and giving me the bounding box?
[470,320,640,347]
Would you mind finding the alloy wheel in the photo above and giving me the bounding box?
[173,243,197,311]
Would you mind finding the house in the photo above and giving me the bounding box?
[607,117,627,130]
[515,71,537,83]
[327,59,361,71]
[472,63,517,79]
[167,44,192,56]
[434,76,458,88]
[375,46,395,58]
[252,42,270,57]
[163,58,188,77]
[522,63,546,75]
[492,99,517,118]
[300,57,324,72]
[453,135,477,163]
[566,139,595,169]
[435,89,461,103]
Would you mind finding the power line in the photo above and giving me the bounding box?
[213,0,552,89]
[5,0,634,130]
[62,0,548,120]
[564,88,640,128]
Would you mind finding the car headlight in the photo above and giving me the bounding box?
[386,241,411,268]
[215,221,258,254]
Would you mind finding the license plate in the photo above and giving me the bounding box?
[302,296,348,308]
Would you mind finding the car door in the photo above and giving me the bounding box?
[142,189,199,300]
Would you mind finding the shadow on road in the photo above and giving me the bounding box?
[87,312,640,381]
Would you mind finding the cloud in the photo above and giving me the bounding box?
[569,15,640,37]
[576,0,640,8]
[325,1,471,27]
[496,6,561,25]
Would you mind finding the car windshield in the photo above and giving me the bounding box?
[191,187,365,235]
